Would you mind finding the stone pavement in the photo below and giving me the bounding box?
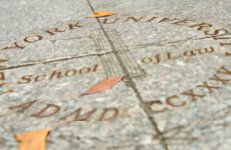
[1,0,231,149]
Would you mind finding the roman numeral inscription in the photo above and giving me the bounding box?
[144,66,231,112]
[90,28,145,78]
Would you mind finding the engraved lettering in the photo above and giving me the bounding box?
[0,82,14,95]
[65,69,77,77]
[158,18,178,23]
[204,29,230,35]
[8,100,37,113]
[181,89,205,101]
[93,64,99,72]
[0,83,6,88]
[197,81,220,93]
[217,66,231,75]
[219,42,231,47]
[0,90,14,96]
[1,41,25,51]
[141,57,152,63]
[183,50,196,56]
[188,23,213,31]
[144,100,167,113]
[153,54,160,64]
[167,52,182,59]
[172,19,196,26]
[49,71,63,80]
[97,108,119,121]
[146,17,157,22]
[59,108,97,121]
[0,59,7,68]
[31,104,61,118]
[17,75,32,84]
[226,52,231,56]
[166,95,186,107]
[213,36,231,46]
[79,67,91,74]
[24,35,43,43]
[125,17,143,22]
[34,74,46,82]
[209,74,230,84]
[0,72,5,80]
[68,22,83,30]
[197,47,214,54]
[45,28,66,36]
[103,18,120,24]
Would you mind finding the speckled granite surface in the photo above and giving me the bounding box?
[1,0,231,149]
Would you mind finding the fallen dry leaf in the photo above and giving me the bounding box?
[14,121,74,150]
[15,128,51,150]
[87,11,117,18]
[79,75,124,95]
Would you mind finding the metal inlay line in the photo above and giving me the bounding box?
[91,28,145,78]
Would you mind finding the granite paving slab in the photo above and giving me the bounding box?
[1,0,231,150]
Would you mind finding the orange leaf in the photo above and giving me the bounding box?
[15,128,51,150]
[87,11,117,18]
[79,75,124,95]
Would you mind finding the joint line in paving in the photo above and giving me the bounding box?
[86,0,169,149]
